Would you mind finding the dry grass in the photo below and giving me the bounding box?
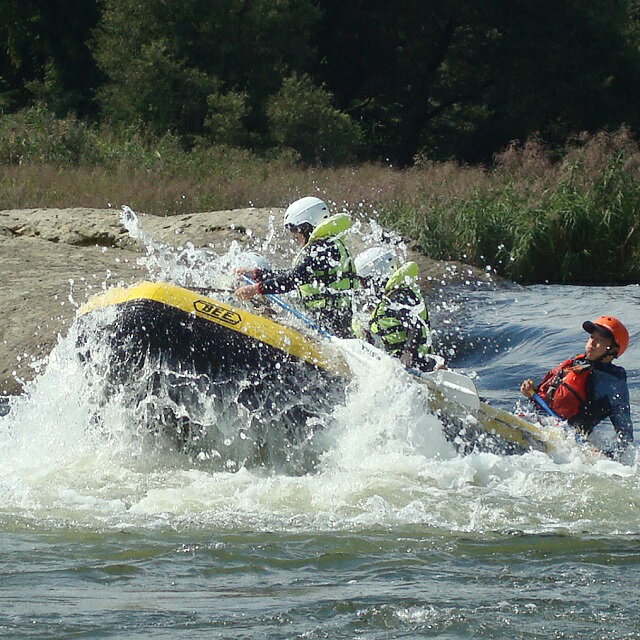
[2,127,639,283]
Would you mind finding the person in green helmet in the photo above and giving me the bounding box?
[234,196,357,338]
[354,246,439,372]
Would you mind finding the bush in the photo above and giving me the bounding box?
[204,90,249,147]
[2,112,639,284]
[266,73,363,165]
[0,105,95,165]
[377,131,640,283]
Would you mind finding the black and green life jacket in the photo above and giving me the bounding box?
[368,262,432,359]
[293,213,357,312]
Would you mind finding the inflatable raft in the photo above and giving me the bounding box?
[76,281,568,460]
[76,282,349,467]
[78,281,347,379]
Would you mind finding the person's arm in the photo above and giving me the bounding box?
[259,241,340,294]
[235,241,335,300]
[259,248,314,295]
[233,266,278,300]
[608,379,634,455]
[234,267,273,280]
[580,368,634,459]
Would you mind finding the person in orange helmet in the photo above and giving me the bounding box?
[520,316,633,458]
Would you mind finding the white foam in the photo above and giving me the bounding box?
[1,207,639,536]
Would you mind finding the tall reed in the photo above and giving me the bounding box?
[1,107,639,284]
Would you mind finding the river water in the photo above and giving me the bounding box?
[1,228,639,638]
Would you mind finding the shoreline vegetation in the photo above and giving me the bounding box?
[2,108,639,285]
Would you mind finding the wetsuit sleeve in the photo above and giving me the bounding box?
[257,240,339,295]
[578,367,634,456]
[608,377,634,449]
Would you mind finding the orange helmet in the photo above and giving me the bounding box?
[582,316,629,357]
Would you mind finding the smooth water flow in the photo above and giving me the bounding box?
[1,209,639,638]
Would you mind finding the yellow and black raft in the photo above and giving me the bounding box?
[76,282,349,461]
[76,281,564,458]
[78,281,347,378]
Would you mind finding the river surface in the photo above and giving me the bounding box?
[1,230,639,639]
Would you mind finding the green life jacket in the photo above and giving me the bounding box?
[368,262,432,358]
[293,213,356,312]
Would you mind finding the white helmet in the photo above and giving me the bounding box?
[239,251,271,271]
[283,197,330,229]
[354,246,399,279]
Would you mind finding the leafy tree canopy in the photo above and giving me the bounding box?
[0,0,102,115]
[1,0,640,164]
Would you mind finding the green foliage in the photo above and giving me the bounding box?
[0,0,101,115]
[0,105,95,165]
[0,104,277,186]
[93,0,319,144]
[627,0,640,49]
[97,38,220,138]
[3,0,640,164]
[316,0,640,164]
[2,104,640,284]
[266,74,363,165]
[379,133,640,283]
[204,91,249,146]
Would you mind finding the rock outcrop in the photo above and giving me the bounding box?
[0,207,499,394]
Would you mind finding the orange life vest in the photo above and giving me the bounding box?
[537,355,592,420]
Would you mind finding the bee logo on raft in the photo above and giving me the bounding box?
[193,300,242,325]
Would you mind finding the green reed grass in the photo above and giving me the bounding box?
[1,107,639,284]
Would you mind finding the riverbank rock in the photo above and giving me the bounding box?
[0,207,502,394]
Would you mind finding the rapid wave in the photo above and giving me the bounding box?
[1,208,638,536]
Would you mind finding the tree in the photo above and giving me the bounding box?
[315,0,640,164]
[266,73,363,164]
[0,0,102,115]
[628,0,640,50]
[93,0,320,142]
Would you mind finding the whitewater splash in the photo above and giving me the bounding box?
[1,207,639,536]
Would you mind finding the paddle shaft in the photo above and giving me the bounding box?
[191,286,235,295]
[531,392,562,420]
[241,275,331,336]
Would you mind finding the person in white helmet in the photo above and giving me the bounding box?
[235,197,357,337]
[354,246,438,372]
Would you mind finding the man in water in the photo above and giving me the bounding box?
[353,246,439,372]
[234,196,357,338]
[520,315,633,458]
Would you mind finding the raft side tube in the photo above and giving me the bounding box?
[79,281,349,376]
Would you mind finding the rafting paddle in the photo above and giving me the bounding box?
[190,286,235,295]
[410,366,480,411]
[531,392,562,419]
[239,276,481,412]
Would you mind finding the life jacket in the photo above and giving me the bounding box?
[294,213,357,312]
[369,262,432,360]
[537,354,592,420]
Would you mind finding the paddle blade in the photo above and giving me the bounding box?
[413,369,481,412]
